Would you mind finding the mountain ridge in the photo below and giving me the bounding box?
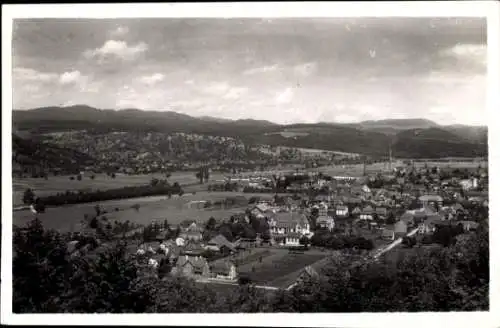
[12,105,487,158]
[13,105,486,128]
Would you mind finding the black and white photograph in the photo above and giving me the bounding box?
[2,2,499,327]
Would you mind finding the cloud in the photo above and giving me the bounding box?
[223,87,248,100]
[59,70,83,85]
[293,62,317,76]
[334,114,359,123]
[140,73,165,85]
[243,64,279,75]
[110,26,129,37]
[13,67,58,83]
[84,40,148,61]
[203,82,230,95]
[275,87,294,104]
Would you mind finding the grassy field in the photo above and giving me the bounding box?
[12,191,266,232]
[12,171,225,206]
[237,248,327,288]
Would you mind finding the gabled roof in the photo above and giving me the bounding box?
[351,207,362,214]
[210,260,235,275]
[382,229,395,237]
[207,234,236,251]
[176,255,208,269]
[419,194,443,202]
[275,212,309,228]
[302,265,319,279]
[400,212,414,223]
[362,205,374,214]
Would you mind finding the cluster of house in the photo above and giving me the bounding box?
[133,221,246,282]
[243,166,488,246]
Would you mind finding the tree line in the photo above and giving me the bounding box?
[24,181,183,208]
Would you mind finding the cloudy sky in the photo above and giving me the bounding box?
[12,17,486,125]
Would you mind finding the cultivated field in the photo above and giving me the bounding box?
[12,171,224,206]
[12,191,263,232]
[237,248,328,288]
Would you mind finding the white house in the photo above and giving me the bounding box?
[360,205,374,221]
[460,178,478,191]
[270,212,310,246]
[335,205,349,217]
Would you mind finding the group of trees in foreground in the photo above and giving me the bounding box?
[13,218,488,313]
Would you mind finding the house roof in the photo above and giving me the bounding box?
[382,229,395,237]
[253,203,269,213]
[176,255,208,269]
[352,207,362,214]
[414,205,437,217]
[275,212,309,228]
[400,212,414,223]
[317,216,333,224]
[375,207,387,214]
[451,203,465,211]
[302,265,320,279]
[210,260,235,275]
[394,220,408,233]
[208,234,236,251]
[419,195,443,202]
[336,205,348,211]
[362,205,374,214]
[458,221,480,229]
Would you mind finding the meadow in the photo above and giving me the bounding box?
[13,191,263,232]
[237,248,327,288]
[12,171,224,206]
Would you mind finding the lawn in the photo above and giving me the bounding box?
[237,248,327,288]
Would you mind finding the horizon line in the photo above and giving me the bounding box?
[12,104,487,128]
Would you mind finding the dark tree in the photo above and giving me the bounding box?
[23,188,36,205]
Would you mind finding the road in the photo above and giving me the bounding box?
[372,227,419,259]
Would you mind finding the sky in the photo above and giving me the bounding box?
[11,17,487,125]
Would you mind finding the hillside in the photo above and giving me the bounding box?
[391,128,488,158]
[12,133,95,175]
[442,125,488,144]
[358,118,439,131]
[12,106,487,158]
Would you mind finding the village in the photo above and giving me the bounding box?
[62,159,489,291]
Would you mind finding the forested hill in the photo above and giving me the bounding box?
[12,133,95,174]
[13,106,488,158]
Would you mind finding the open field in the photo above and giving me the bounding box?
[12,171,225,206]
[12,191,268,232]
[237,248,327,288]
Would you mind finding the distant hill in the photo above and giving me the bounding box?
[12,106,487,158]
[442,125,488,144]
[391,128,487,158]
[357,118,440,135]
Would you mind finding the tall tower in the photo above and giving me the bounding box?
[363,158,367,176]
